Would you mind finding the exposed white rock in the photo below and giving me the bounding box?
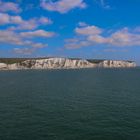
[18,58,96,69]
[0,58,136,70]
[0,63,8,70]
[99,60,136,68]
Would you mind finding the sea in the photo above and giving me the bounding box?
[0,68,140,140]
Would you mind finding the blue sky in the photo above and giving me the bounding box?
[0,0,140,64]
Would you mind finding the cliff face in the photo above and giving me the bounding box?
[98,60,136,68]
[0,58,136,70]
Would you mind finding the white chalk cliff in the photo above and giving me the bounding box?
[0,58,136,70]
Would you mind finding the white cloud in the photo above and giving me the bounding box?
[41,0,87,13]
[87,35,107,44]
[0,13,10,25]
[0,11,55,55]
[13,48,36,55]
[20,30,55,38]
[17,17,52,30]
[39,16,53,25]
[108,29,140,46]
[10,16,23,24]
[0,30,23,45]
[0,0,21,13]
[0,28,56,55]
[13,43,47,55]
[65,25,140,49]
[0,13,52,30]
[0,30,48,48]
[75,25,103,36]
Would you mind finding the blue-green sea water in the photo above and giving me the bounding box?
[0,68,140,140]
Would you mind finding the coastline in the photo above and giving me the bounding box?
[0,57,136,70]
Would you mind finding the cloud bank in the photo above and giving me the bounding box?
[65,24,140,49]
[0,13,52,30]
[0,0,21,13]
[41,0,87,13]
[0,9,55,55]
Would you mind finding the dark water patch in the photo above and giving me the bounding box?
[0,68,140,140]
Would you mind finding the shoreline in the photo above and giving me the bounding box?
[0,66,138,72]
